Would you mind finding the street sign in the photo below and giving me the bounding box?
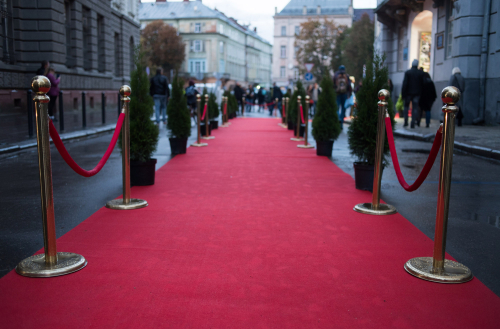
[304,72,314,81]
[305,63,314,72]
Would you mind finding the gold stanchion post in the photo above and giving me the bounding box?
[16,76,87,277]
[353,90,397,215]
[404,87,473,283]
[285,97,289,127]
[242,94,245,115]
[221,96,229,127]
[191,94,208,147]
[291,95,304,141]
[298,95,314,149]
[202,94,214,140]
[106,86,148,210]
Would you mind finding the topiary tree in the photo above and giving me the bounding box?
[224,91,238,116]
[125,47,159,162]
[167,75,191,138]
[208,92,219,119]
[312,75,341,142]
[347,53,395,166]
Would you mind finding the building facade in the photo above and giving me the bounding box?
[0,0,140,130]
[375,0,500,125]
[139,0,272,88]
[272,0,353,87]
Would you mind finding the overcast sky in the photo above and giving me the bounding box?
[141,0,377,44]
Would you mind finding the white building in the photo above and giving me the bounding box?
[140,0,272,87]
[272,0,353,87]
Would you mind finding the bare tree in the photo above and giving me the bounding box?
[141,20,185,73]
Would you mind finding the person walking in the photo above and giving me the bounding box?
[234,83,243,113]
[149,68,170,125]
[448,67,465,126]
[46,67,60,121]
[36,60,50,76]
[402,59,424,128]
[245,87,253,113]
[185,80,199,123]
[418,68,437,128]
[257,87,265,112]
[271,83,283,116]
[333,65,352,129]
[311,83,320,116]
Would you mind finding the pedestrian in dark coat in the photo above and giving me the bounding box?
[448,67,465,126]
[36,60,50,76]
[418,68,437,128]
[402,59,424,128]
[271,83,283,116]
[333,65,352,129]
[46,67,60,120]
[234,83,244,110]
[150,68,170,124]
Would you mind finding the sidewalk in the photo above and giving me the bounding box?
[345,116,500,161]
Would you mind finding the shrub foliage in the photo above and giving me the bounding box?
[312,75,341,142]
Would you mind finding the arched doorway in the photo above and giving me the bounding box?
[410,10,433,73]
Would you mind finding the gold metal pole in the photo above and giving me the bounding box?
[285,97,289,127]
[16,76,87,277]
[202,94,214,140]
[298,95,314,149]
[404,86,472,283]
[221,96,228,127]
[242,94,245,115]
[354,90,397,215]
[192,94,208,146]
[106,86,148,210]
[291,95,304,141]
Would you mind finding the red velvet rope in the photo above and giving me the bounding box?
[299,105,305,124]
[201,104,207,121]
[282,103,286,117]
[224,103,227,115]
[385,117,443,192]
[245,101,275,106]
[49,113,125,177]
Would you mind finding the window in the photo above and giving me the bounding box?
[397,27,407,71]
[195,23,201,33]
[280,46,286,58]
[281,26,286,36]
[1,0,15,64]
[82,6,91,70]
[219,41,224,54]
[129,36,135,74]
[295,26,300,36]
[446,1,456,59]
[294,68,299,80]
[280,66,286,77]
[65,1,73,67]
[294,46,299,59]
[193,40,203,52]
[97,15,105,72]
[189,59,207,73]
[114,33,121,76]
[220,24,224,34]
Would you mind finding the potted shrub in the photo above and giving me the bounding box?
[226,92,238,119]
[127,49,159,186]
[312,75,341,156]
[167,75,191,155]
[288,81,306,136]
[347,54,395,191]
[208,92,219,129]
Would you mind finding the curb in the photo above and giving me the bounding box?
[0,124,116,156]
[344,120,500,162]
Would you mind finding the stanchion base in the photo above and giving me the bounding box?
[291,137,304,141]
[404,257,473,283]
[353,203,397,215]
[191,142,208,147]
[16,252,87,278]
[201,136,215,140]
[105,198,148,210]
[298,144,314,149]
[220,124,229,128]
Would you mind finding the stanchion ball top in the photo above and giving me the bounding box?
[197,94,201,100]
[31,76,51,95]
[378,89,390,102]
[205,94,209,100]
[305,95,310,100]
[297,95,302,100]
[441,86,460,105]
[119,85,131,97]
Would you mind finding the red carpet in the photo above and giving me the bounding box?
[1,118,499,328]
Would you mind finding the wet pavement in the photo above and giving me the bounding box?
[1,111,499,296]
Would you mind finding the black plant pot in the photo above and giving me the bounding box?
[287,122,294,130]
[353,162,375,191]
[169,137,187,155]
[131,158,157,186]
[316,140,334,156]
[210,120,218,130]
[200,123,212,136]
